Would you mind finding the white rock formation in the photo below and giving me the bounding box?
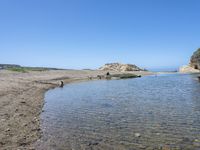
[179,65,200,73]
[99,63,144,72]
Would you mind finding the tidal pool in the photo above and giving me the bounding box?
[35,73,200,150]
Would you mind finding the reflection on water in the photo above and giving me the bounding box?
[35,73,200,150]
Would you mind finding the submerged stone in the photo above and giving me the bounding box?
[110,73,140,79]
[134,133,141,138]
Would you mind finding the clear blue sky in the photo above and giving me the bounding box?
[0,0,200,70]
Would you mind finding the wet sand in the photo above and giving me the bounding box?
[0,69,153,149]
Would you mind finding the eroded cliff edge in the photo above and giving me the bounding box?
[180,48,200,73]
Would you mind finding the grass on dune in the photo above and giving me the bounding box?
[6,67,28,73]
[6,67,49,73]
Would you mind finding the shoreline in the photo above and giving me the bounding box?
[0,69,155,149]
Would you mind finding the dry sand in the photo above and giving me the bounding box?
[0,69,154,149]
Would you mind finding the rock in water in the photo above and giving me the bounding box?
[135,133,141,137]
[99,63,145,72]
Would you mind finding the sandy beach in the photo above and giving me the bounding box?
[0,69,154,149]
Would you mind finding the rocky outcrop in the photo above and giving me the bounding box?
[179,48,200,73]
[99,63,145,72]
[179,65,200,73]
[190,48,200,70]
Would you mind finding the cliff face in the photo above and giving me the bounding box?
[190,48,200,70]
[99,63,145,72]
[179,65,200,73]
[179,48,200,73]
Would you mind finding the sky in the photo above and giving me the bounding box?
[0,0,200,70]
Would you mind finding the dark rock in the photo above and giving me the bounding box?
[97,75,104,79]
[59,81,64,87]
[198,76,200,81]
[19,113,26,117]
[110,73,139,79]
[87,141,99,146]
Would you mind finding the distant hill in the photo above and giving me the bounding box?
[0,64,66,72]
[0,64,21,69]
[99,63,145,72]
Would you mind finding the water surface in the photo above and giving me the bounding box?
[35,73,200,149]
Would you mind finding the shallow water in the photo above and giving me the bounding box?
[35,73,200,150]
